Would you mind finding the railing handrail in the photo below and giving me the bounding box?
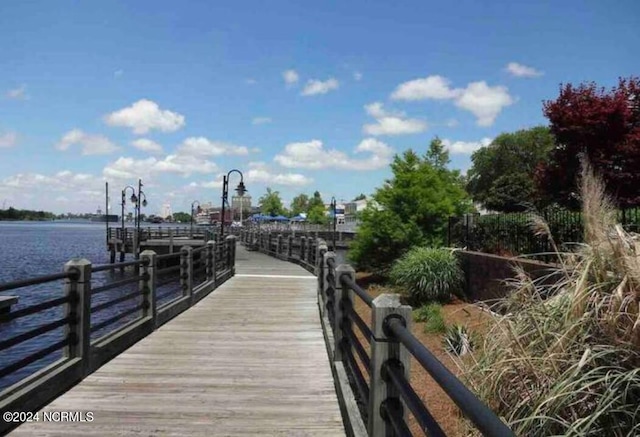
[0,270,78,293]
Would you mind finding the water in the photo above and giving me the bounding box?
[0,221,183,391]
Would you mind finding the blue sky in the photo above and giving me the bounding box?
[1,0,638,215]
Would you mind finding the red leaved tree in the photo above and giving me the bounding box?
[536,77,640,209]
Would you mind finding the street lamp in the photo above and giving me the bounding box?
[330,197,337,251]
[133,179,147,258]
[191,200,201,236]
[220,169,247,237]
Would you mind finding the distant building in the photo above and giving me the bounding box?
[231,195,252,220]
[159,202,172,219]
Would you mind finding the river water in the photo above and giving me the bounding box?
[0,221,182,391]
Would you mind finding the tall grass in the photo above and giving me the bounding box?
[460,159,640,436]
[389,247,463,304]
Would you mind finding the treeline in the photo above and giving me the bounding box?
[0,207,56,221]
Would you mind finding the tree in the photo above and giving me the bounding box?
[467,126,555,212]
[307,204,328,224]
[537,77,640,208]
[307,191,324,211]
[172,212,191,223]
[258,187,285,216]
[353,193,367,201]
[290,194,309,216]
[349,138,472,271]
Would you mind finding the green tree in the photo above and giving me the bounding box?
[290,194,309,216]
[349,138,472,271]
[353,193,367,201]
[466,126,554,212]
[258,187,285,216]
[307,191,324,211]
[173,211,192,223]
[307,204,328,224]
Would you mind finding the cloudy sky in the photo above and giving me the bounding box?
[1,1,638,215]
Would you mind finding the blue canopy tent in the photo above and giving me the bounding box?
[269,215,289,222]
[290,215,306,222]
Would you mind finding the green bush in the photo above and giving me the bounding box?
[414,303,446,333]
[389,247,463,304]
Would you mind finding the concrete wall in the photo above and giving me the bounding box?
[457,250,559,302]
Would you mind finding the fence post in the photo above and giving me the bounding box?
[321,251,336,319]
[226,235,236,274]
[369,294,412,437]
[206,240,216,283]
[287,235,293,259]
[180,246,193,300]
[300,236,306,262]
[277,234,283,258]
[315,239,326,276]
[334,264,355,361]
[63,258,92,377]
[307,238,314,265]
[140,250,157,326]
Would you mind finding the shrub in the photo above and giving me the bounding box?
[462,159,640,436]
[414,303,447,333]
[443,324,474,356]
[389,247,463,304]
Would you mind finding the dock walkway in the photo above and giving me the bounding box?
[11,245,345,436]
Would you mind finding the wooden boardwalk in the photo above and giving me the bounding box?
[11,245,345,436]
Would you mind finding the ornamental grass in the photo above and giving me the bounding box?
[459,159,640,436]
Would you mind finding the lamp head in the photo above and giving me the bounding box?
[130,193,138,204]
[235,181,247,197]
[142,198,148,207]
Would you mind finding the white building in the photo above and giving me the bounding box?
[159,202,172,219]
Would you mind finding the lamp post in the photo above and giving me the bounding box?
[330,196,337,251]
[120,184,137,262]
[190,200,201,237]
[220,169,247,238]
[134,179,147,258]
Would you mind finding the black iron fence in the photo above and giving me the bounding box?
[448,208,640,261]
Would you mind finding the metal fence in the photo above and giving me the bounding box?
[448,208,640,261]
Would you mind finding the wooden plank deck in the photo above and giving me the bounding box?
[11,245,345,436]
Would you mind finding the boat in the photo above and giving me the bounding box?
[195,212,213,226]
[90,214,119,223]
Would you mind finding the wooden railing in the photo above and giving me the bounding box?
[0,235,237,434]
[240,229,513,437]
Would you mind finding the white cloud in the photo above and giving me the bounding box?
[442,137,492,154]
[2,171,104,199]
[55,129,119,155]
[0,131,17,148]
[6,85,28,100]
[391,75,460,101]
[505,62,543,78]
[445,119,459,128]
[131,138,163,154]
[454,82,514,126]
[389,75,514,126]
[274,138,393,171]
[283,69,299,85]
[353,72,363,81]
[301,78,339,96]
[362,102,427,136]
[177,137,249,156]
[104,99,185,134]
[103,155,218,180]
[245,162,313,186]
[252,117,272,125]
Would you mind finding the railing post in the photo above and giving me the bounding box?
[180,246,193,300]
[315,239,326,276]
[287,235,293,259]
[63,258,92,377]
[306,237,312,264]
[277,234,283,258]
[369,294,412,437]
[334,264,355,361]
[206,240,216,283]
[140,250,157,326]
[321,251,336,319]
[225,235,236,274]
[300,236,307,261]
